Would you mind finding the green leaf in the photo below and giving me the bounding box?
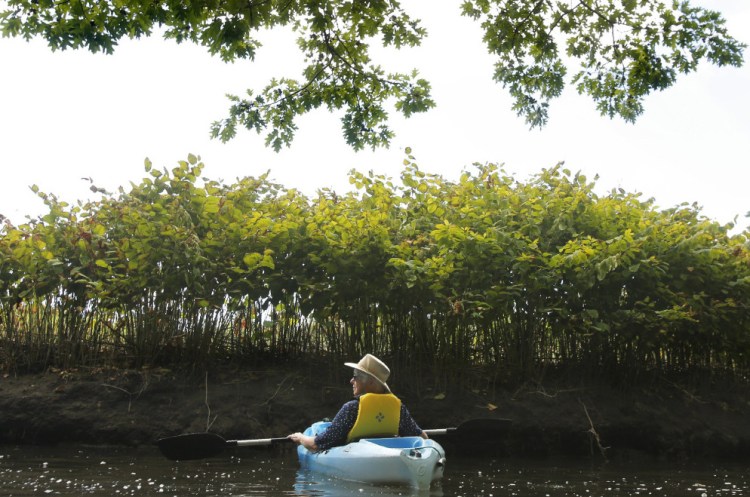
[243,252,262,267]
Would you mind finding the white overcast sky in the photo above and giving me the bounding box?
[1,1,749,233]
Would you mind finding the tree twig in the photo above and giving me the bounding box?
[101,384,133,413]
[579,398,609,461]
[205,371,217,431]
[260,374,293,406]
[100,371,149,414]
[660,376,706,404]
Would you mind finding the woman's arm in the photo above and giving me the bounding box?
[399,404,428,438]
[289,400,359,452]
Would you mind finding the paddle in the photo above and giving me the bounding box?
[424,417,512,439]
[156,432,293,461]
[156,418,512,461]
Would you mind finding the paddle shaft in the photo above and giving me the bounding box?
[233,418,510,443]
[423,428,454,436]
[157,417,511,460]
[232,437,292,447]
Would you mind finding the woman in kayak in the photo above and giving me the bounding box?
[288,354,428,451]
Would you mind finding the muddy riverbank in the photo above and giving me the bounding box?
[1,363,748,461]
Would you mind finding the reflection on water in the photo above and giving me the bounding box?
[1,445,747,497]
[294,468,443,496]
[293,469,445,497]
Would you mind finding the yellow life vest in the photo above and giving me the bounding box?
[346,393,402,442]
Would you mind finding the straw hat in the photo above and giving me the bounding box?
[345,354,391,393]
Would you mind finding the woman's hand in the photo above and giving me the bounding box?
[288,432,318,452]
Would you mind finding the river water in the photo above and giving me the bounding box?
[1,445,747,497]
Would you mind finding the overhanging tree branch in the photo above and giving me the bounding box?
[0,0,744,148]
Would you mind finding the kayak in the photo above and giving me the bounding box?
[296,421,446,489]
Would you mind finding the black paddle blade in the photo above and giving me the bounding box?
[455,418,512,438]
[446,418,513,455]
[156,433,229,461]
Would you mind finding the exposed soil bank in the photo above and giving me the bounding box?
[1,364,748,461]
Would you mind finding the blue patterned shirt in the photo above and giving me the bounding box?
[314,396,423,451]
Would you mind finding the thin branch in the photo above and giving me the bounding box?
[101,383,133,413]
[579,398,609,460]
[577,0,614,27]
[661,376,706,404]
[205,371,217,431]
[259,373,293,406]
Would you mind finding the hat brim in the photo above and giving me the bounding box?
[345,362,391,393]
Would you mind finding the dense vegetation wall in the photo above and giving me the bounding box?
[1,155,748,385]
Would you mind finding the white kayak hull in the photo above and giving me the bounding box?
[297,421,446,489]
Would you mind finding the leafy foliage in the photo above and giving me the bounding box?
[462,0,746,127]
[1,1,743,148]
[1,155,748,385]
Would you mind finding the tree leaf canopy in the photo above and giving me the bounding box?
[1,0,744,148]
